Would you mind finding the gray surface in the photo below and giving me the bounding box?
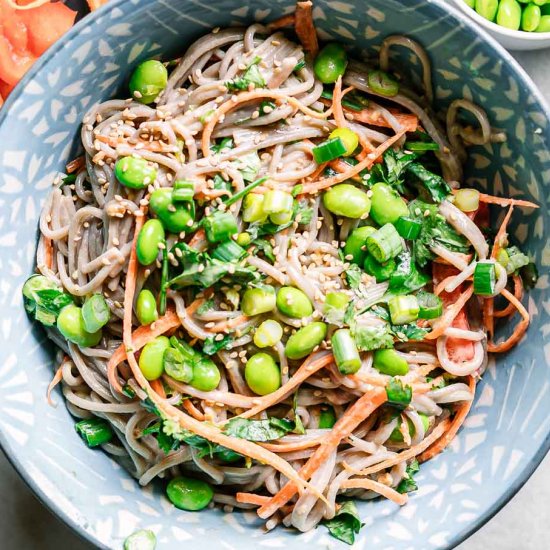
[0,49,548,550]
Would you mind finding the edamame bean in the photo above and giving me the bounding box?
[241,285,276,316]
[389,413,430,443]
[370,182,409,225]
[536,14,550,31]
[285,322,327,360]
[323,184,371,219]
[496,0,522,29]
[57,304,102,347]
[245,353,281,395]
[139,336,170,380]
[163,347,193,383]
[329,128,359,156]
[313,43,348,84]
[522,3,541,31]
[149,188,194,233]
[344,226,376,265]
[129,60,168,104]
[191,359,220,391]
[136,289,159,325]
[464,0,475,7]
[136,219,165,266]
[276,286,313,319]
[319,405,336,429]
[373,348,409,376]
[115,157,157,189]
[475,0,499,21]
[123,529,156,550]
[166,476,213,511]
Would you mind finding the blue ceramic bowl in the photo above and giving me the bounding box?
[0,1,548,548]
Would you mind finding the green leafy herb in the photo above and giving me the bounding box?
[224,417,295,442]
[203,333,233,355]
[235,151,261,183]
[370,304,430,341]
[246,199,313,239]
[212,174,232,192]
[23,276,74,327]
[293,59,306,72]
[292,392,305,435]
[259,100,276,115]
[323,501,363,545]
[225,57,266,92]
[388,250,430,295]
[197,298,215,315]
[405,162,451,203]
[210,137,233,154]
[351,320,394,351]
[385,378,412,410]
[370,149,419,193]
[141,397,161,416]
[396,459,420,494]
[253,238,276,263]
[122,384,136,399]
[321,87,369,112]
[345,264,363,289]
[60,173,77,186]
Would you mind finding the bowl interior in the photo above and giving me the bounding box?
[0,0,549,549]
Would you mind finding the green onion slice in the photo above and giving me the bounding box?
[416,291,443,319]
[75,418,113,447]
[331,329,362,375]
[212,240,247,262]
[312,137,347,164]
[394,216,422,240]
[81,294,111,333]
[172,180,195,202]
[366,223,403,263]
[388,295,420,325]
[367,70,399,97]
[203,211,238,243]
[473,261,496,296]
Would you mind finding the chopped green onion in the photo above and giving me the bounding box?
[366,223,403,263]
[473,261,496,296]
[394,216,422,240]
[363,256,396,282]
[504,246,530,275]
[242,193,267,223]
[329,128,359,156]
[172,180,195,202]
[81,294,111,333]
[388,295,419,325]
[263,190,293,214]
[293,59,306,72]
[454,188,480,212]
[269,210,293,225]
[203,211,238,243]
[254,319,283,348]
[416,291,443,319]
[367,70,399,97]
[291,184,304,197]
[331,329,362,374]
[225,176,268,207]
[236,232,251,246]
[405,141,440,152]
[320,88,368,111]
[75,418,113,447]
[319,405,337,429]
[312,138,347,164]
[241,285,276,316]
[212,240,247,262]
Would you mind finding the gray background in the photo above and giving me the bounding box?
[1,50,548,550]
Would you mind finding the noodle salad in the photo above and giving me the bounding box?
[22,2,539,545]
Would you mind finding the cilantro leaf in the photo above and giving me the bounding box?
[369,149,419,193]
[210,137,233,154]
[396,459,420,494]
[351,320,394,351]
[345,264,363,289]
[385,378,412,410]
[405,162,451,203]
[253,238,275,263]
[224,417,295,442]
[388,250,430,295]
[225,57,266,92]
[202,334,233,355]
[323,501,363,545]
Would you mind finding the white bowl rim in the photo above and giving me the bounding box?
[0,1,549,549]
[453,0,550,41]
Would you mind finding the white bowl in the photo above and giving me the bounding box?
[452,0,550,50]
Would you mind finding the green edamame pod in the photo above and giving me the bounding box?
[475,0,499,21]
[496,0,522,30]
[276,287,313,319]
[313,43,348,84]
[57,304,102,348]
[344,226,376,265]
[245,353,281,395]
[323,184,371,219]
[149,188,194,233]
[136,289,159,325]
[285,322,327,360]
[139,336,170,380]
[115,157,157,189]
[129,60,168,104]
[136,219,165,265]
[370,182,409,226]
[166,476,213,511]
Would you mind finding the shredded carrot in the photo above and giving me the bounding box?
[46,363,64,406]
[487,287,530,353]
[418,377,476,462]
[471,191,538,209]
[328,159,363,183]
[301,128,408,194]
[181,399,205,421]
[494,275,523,318]
[257,388,387,519]
[236,493,272,506]
[295,1,318,57]
[341,478,408,506]
[237,352,334,420]
[332,78,354,130]
[207,314,249,333]
[267,13,295,30]
[65,156,84,174]
[150,379,166,399]
[491,204,514,259]
[188,228,206,249]
[425,285,474,340]
[43,235,53,270]
[201,90,330,157]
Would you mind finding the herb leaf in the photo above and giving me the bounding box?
[405,162,451,203]
[225,57,266,92]
[203,334,233,355]
[224,417,295,442]
[385,378,412,410]
[351,319,394,351]
[345,264,363,289]
[210,137,233,154]
[396,459,420,494]
[253,238,276,263]
[323,501,363,545]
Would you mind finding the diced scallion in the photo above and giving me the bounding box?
[203,211,238,243]
[331,329,362,374]
[416,291,443,319]
[388,295,419,325]
[212,240,247,262]
[312,138,347,164]
[172,179,195,202]
[394,216,422,240]
[454,188,480,213]
[82,294,111,333]
[366,223,403,263]
[504,246,530,275]
[75,418,113,447]
[473,261,496,296]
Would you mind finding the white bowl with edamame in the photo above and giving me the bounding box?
[453,0,550,50]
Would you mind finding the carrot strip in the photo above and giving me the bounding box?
[257,388,387,519]
[267,13,295,30]
[301,129,408,194]
[207,314,249,333]
[494,275,523,318]
[469,191,538,209]
[236,493,271,506]
[341,478,408,506]
[150,379,166,399]
[188,228,206,249]
[237,352,334,420]
[295,1,318,57]
[418,376,476,462]
[46,363,64,406]
[328,159,363,183]
[201,90,330,156]
[43,235,53,270]
[487,288,529,353]
[425,285,474,340]
[491,204,514,259]
[66,156,84,174]
[181,399,205,421]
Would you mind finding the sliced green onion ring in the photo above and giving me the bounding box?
[416,291,443,319]
[312,137,347,164]
[473,261,496,296]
